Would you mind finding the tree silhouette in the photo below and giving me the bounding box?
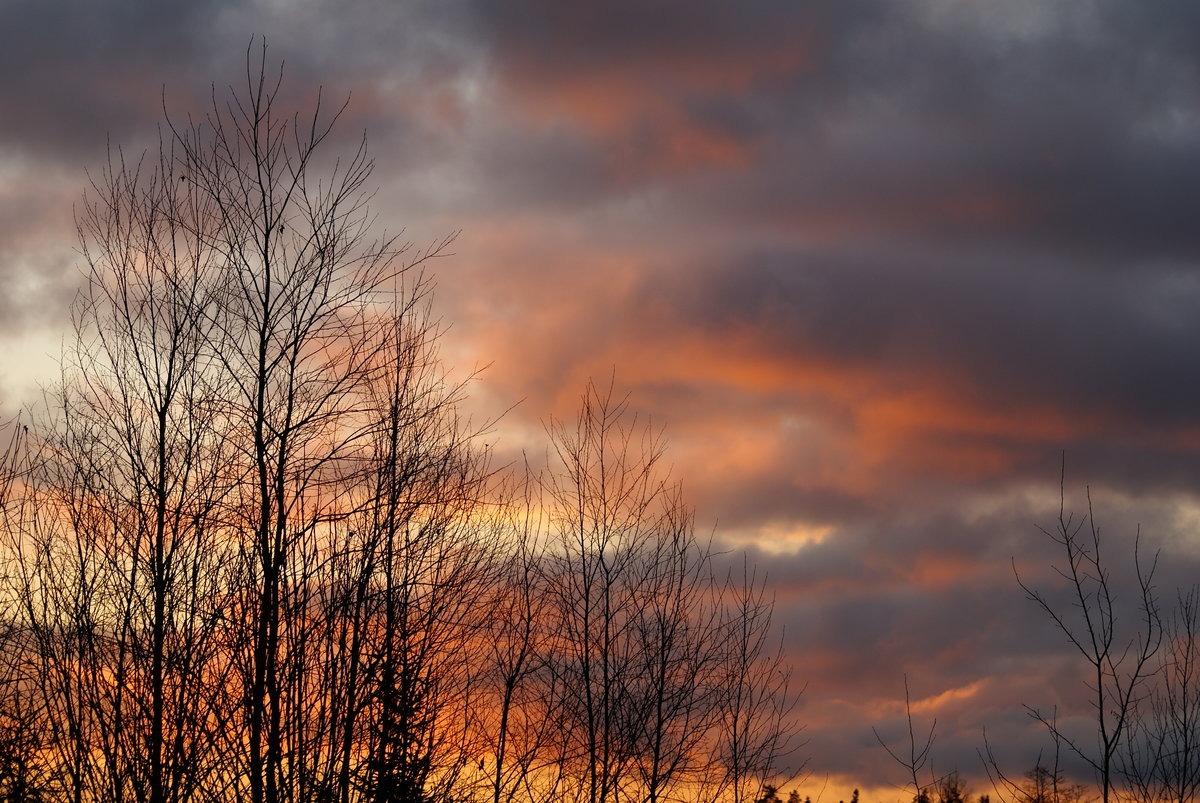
[0,41,801,803]
[1017,475,1161,803]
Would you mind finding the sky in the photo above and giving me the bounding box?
[4,0,1200,796]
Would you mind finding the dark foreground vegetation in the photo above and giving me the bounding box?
[0,47,799,803]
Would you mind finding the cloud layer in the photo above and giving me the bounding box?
[3,0,1200,794]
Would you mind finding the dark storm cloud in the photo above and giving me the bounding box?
[471,0,1200,263]
[703,2,1200,264]
[0,2,262,329]
[0,0,236,157]
[0,0,235,327]
[0,0,482,162]
[640,248,1200,429]
[460,0,1200,481]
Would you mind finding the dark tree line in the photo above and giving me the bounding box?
[0,46,799,803]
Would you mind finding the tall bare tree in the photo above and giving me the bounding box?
[479,468,560,803]
[0,419,57,800]
[540,380,669,803]
[160,43,463,803]
[350,309,496,803]
[8,129,239,803]
[5,41,475,803]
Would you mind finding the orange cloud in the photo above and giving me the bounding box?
[488,31,811,179]
[499,31,811,133]
[850,386,1112,479]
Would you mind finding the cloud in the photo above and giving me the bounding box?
[4,0,1200,792]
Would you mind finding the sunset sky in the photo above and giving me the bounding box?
[4,0,1200,795]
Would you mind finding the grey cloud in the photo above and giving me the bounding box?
[0,0,482,162]
[628,247,1200,442]
[730,486,1183,786]
[633,2,1200,262]
[0,0,236,158]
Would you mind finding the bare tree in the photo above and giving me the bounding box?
[1122,586,1200,803]
[0,419,59,801]
[157,42,459,803]
[874,675,938,803]
[981,712,1083,803]
[3,40,475,803]
[540,379,680,803]
[1018,763,1089,803]
[479,467,561,803]
[350,319,496,803]
[1017,475,1162,803]
[250,272,493,803]
[536,378,801,803]
[716,556,801,803]
[6,127,239,803]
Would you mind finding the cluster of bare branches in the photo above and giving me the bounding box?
[874,676,938,803]
[478,380,801,803]
[0,44,800,803]
[866,458,1200,803]
[1017,483,1162,803]
[986,467,1200,803]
